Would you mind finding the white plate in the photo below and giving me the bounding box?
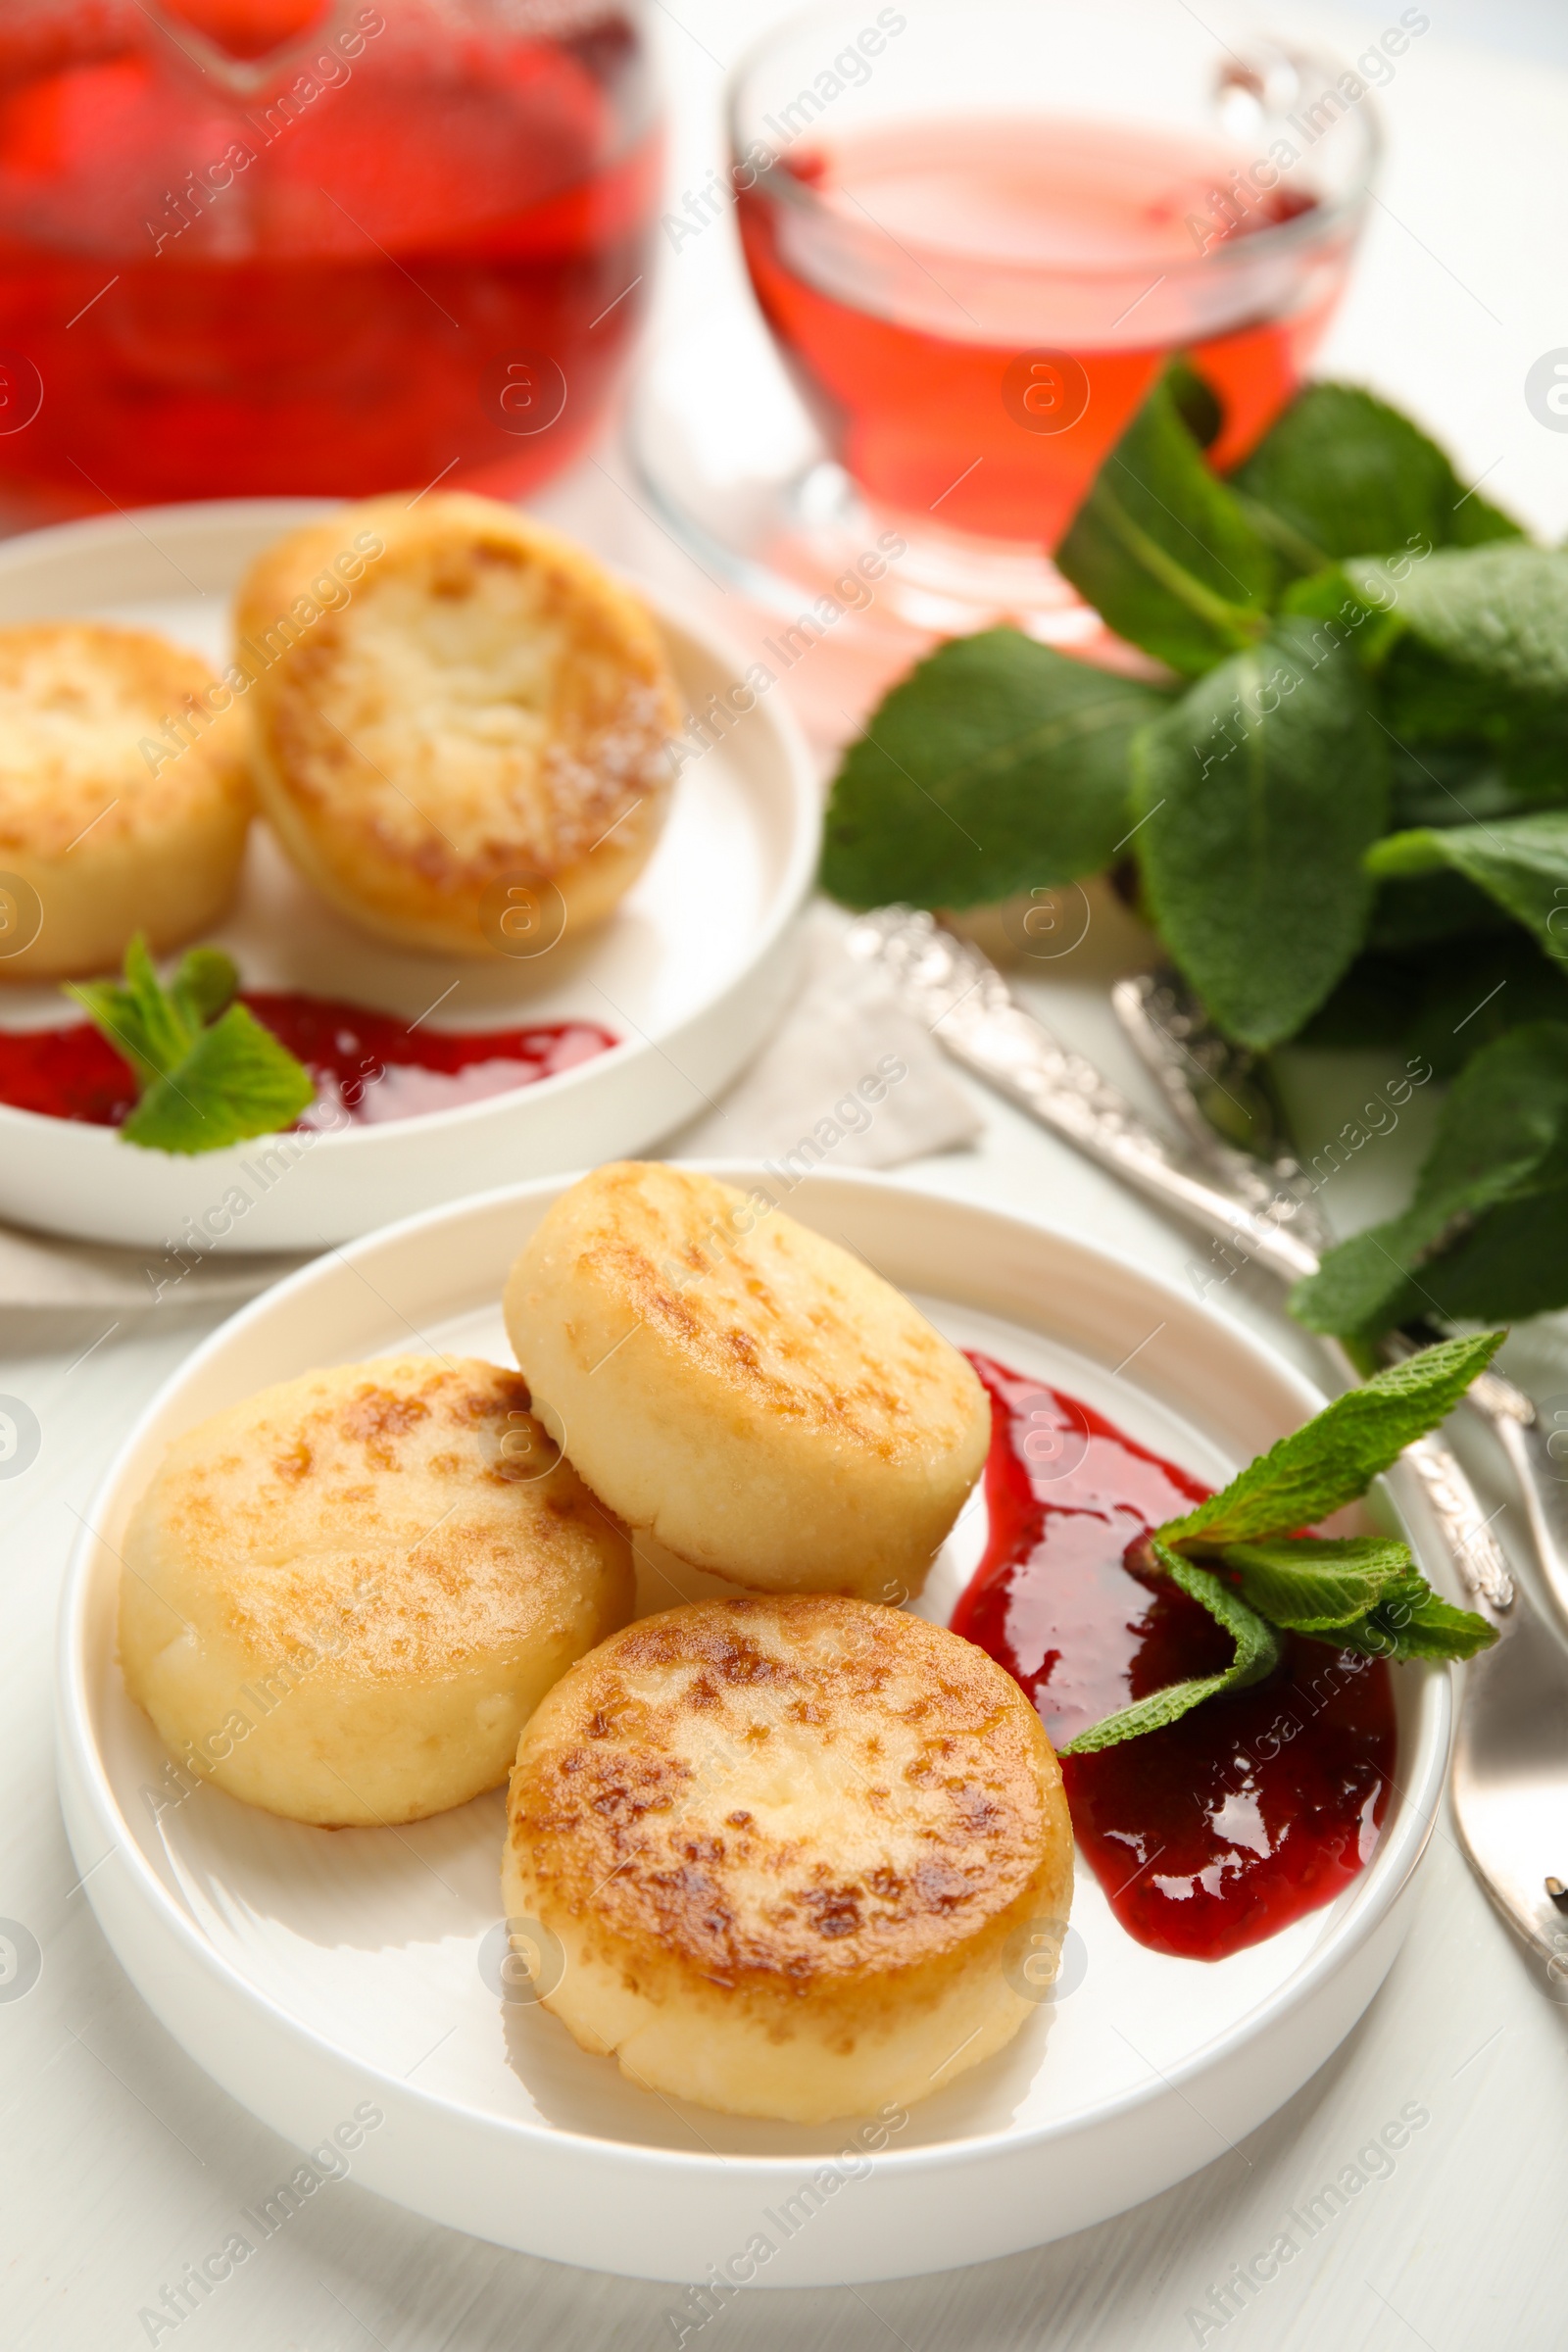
[56,1172,1453,2285]
[0,504,817,1251]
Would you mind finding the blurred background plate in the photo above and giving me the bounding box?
[0,502,819,1251]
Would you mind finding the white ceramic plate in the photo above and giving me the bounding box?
[0,504,817,1251]
[56,1173,1453,2285]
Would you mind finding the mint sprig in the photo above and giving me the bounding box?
[820,362,1568,1342]
[67,935,315,1154]
[1161,1332,1503,1544]
[1060,1338,1501,1754]
[1217,1536,1494,1661]
[1214,1535,1419,1630]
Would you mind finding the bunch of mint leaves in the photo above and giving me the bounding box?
[69,936,315,1153]
[820,368,1568,1346]
[1060,1332,1500,1754]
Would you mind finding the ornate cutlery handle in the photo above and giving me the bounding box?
[1110,967,1337,1259]
[1402,1437,1514,1616]
[1487,1412,1568,1633]
[848,907,1325,1283]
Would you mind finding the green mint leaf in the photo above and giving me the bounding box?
[1302,930,1568,1075]
[1218,1536,1496,1663]
[1054,364,1278,675]
[818,627,1169,910]
[1290,1235,1428,1344]
[1367,865,1515,954]
[1338,1589,1497,1661]
[171,946,238,1030]
[1366,811,1568,959]
[1316,1589,1496,1661]
[1450,495,1530,550]
[1378,638,1532,747]
[1160,1333,1506,1546]
[68,934,315,1156]
[1063,1348,1502,1754]
[1229,384,1523,570]
[1169,367,1224,451]
[1059,1541,1282,1754]
[1130,623,1388,1048]
[120,1004,317,1155]
[1216,1535,1420,1629]
[1394,1185,1568,1325]
[1498,713,1568,808]
[1292,1024,1568,1338]
[121,932,196,1070]
[1347,545,1568,705]
[65,930,197,1084]
[1277,564,1405,671]
[1057,1673,1235,1753]
[64,976,156,1083]
[1168,1551,1285,1683]
[1322,545,1568,755]
[1382,738,1536,840]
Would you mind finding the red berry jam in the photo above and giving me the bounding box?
[952,1351,1396,1959]
[0,990,615,1129]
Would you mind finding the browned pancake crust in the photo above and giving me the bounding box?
[138,1355,610,1677]
[0,621,251,978]
[508,1595,1067,1996]
[236,495,680,955]
[535,1161,970,1462]
[503,1164,991,1596]
[121,1352,635,1825]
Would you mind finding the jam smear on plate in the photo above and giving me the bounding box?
[951,1351,1396,1960]
[0,990,615,1129]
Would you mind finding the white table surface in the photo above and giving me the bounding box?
[7,5,1568,2346]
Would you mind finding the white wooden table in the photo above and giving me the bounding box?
[6,6,1568,2345]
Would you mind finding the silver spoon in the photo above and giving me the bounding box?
[1450,1562,1568,1987]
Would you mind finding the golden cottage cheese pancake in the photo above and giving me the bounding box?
[120,1354,633,1826]
[236,494,680,957]
[0,622,251,981]
[504,1162,991,1599]
[502,1595,1072,2122]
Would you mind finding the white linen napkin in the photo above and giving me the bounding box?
[0,1222,313,1313]
[0,906,981,1314]
[662,904,982,1170]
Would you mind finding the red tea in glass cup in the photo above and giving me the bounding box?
[0,0,660,517]
[730,0,1378,571]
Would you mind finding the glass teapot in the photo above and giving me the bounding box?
[0,0,659,520]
